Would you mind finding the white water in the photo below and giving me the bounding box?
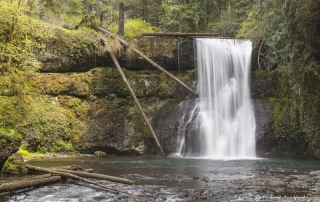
[196,38,256,158]
[172,39,256,159]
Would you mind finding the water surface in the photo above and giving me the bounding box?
[3,156,320,201]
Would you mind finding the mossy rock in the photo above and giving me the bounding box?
[1,153,27,175]
[94,151,107,157]
[0,129,22,169]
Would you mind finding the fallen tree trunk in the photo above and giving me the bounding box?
[0,174,61,193]
[50,165,93,173]
[142,32,222,37]
[96,26,198,97]
[107,50,166,157]
[27,165,136,198]
[54,169,133,184]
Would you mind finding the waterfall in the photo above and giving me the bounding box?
[171,38,256,159]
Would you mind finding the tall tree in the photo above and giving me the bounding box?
[142,0,148,22]
[96,0,100,20]
[118,2,124,36]
[86,0,89,14]
[217,0,222,21]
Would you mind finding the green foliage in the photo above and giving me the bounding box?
[159,0,203,32]
[0,128,22,145]
[17,143,44,159]
[208,12,240,37]
[110,18,160,40]
[239,0,320,96]
[0,2,41,98]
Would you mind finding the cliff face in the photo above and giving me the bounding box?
[2,19,320,158]
[35,67,196,155]
[252,70,320,158]
[0,23,196,155]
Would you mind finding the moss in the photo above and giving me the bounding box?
[94,151,107,157]
[17,147,44,159]
[1,154,28,175]
[0,128,21,142]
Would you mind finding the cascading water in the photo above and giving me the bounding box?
[172,38,256,159]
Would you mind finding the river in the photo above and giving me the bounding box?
[2,156,320,202]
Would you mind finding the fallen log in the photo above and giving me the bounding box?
[142,32,221,37]
[96,26,198,97]
[49,165,93,173]
[0,174,61,193]
[54,169,133,184]
[27,165,136,198]
[108,50,166,157]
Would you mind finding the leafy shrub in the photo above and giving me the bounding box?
[109,18,160,40]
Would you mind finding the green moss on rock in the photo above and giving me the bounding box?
[1,153,28,175]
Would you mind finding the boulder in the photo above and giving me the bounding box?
[0,128,22,169]
[1,153,28,175]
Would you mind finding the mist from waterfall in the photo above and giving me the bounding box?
[171,38,256,159]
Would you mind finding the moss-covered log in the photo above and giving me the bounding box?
[26,165,136,197]
[54,169,133,184]
[0,174,61,193]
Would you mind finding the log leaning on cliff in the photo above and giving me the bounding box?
[96,26,198,97]
[0,174,61,193]
[107,49,166,157]
[26,165,136,197]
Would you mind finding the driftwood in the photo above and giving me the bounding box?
[96,26,198,97]
[107,49,166,157]
[26,165,136,197]
[0,174,61,193]
[54,169,133,184]
[50,165,93,173]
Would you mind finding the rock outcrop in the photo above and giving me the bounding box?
[0,129,22,169]
[252,70,320,158]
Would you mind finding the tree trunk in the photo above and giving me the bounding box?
[118,2,125,36]
[217,0,222,21]
[0,174,61,193]
[107,50,166,157]
[142,0,148,22]
[26,165,136,197]
[86,0,89,15]
[54,169,134,184]
[96,26,199,97]
[96,0,100,19]
[204,0,207,32]
[141,32,224,37]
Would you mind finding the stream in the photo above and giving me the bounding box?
[2,156,320,201]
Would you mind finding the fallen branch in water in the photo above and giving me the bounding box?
[54,168,133,184]
[49,165,93,173]
[26,165,136,198]
[0,174,61,193]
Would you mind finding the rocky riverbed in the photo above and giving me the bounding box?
[2,157,320,202]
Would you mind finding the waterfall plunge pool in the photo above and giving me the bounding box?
[3,156,320,202]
